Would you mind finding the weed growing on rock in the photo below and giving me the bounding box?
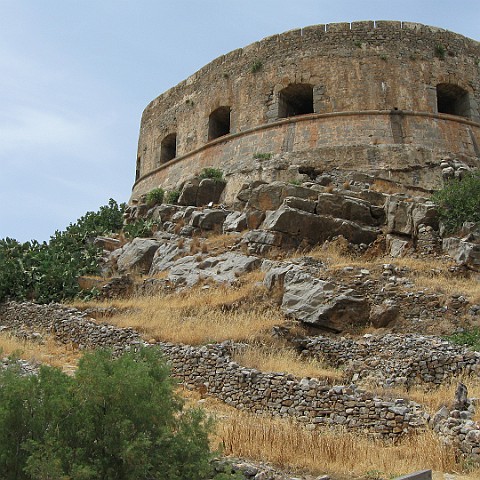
[146,187,165,206]
[199,167,224,181]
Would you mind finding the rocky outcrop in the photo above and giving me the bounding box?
[261,204,379,247]
[166,252,262,288]
[115,238,161,274]
[279,270,369,332]
[443,237,480,271]
[178,177,226,207]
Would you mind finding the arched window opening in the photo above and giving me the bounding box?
[436,83,470,118]
[278,84,314,118]
[135,156,141,181]
[160,133,177,164]
[208,106,231,140]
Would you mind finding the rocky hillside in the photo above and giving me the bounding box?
[2,171,480,479]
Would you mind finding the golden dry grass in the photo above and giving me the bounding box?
[394,257,480,303]
[72,271,282,345]
[295,240,480,304]
[180,387,480,480]
[0,332,81,374]
[365,374,480,422]
[232,343,344,383]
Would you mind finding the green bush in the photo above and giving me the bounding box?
[199,168,224,181]
[0,348,212,480]
[253,153,272,160]
[123,219,159,239]
[166,189,181,204]
[432,171,480,234]
[250,60,263,73]
[0,199,125,303]
[447,328,480,351]
[146,188,165,207]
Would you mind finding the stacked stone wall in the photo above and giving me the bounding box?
[298,334,480,388]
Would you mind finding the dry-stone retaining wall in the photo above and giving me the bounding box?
[0,301,143,352]
[159,342,427,438]
[297,334,480,387]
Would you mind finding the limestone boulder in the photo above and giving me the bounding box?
[386,234,413,257]
[116,238,161,274]
[242,230,296,254]
[146,203,182,223]
[370,300,400,328]
[246,181,318,211]
[442,237,480,271]
[167,252,262,287]
[189,208,230,230]
[178,177,226,207]
[223,211,247,232]
[316,193,384,226]
[385,196,438,236]
[280,270,369,332]
[262,205,379,245]
[149,239,190,275]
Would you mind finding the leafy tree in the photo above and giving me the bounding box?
[432,171,480,234]
[0,348,212,480]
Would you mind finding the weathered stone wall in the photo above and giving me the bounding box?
[297,334,480,387]
[132,21,480,202]
[159,342,427,437]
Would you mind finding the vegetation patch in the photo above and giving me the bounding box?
[146,187,165,207]
[199,167,224,181]
[0,199,125,304]
[0,347,212,480]
[432,171,480,234]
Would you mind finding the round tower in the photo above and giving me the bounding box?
[131,21,480,202]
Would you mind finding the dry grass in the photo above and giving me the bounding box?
[0,332,81,374]
[216,412,466,479]
[232,343,344,383]
[179,387,479,480]
[365,374,480,422]
[72,271,282,345]
[295,240,480,304]
[300,237,378,272]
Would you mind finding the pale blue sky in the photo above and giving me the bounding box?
[1,0,479,242]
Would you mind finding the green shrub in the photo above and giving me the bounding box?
[447,328,480,351]
[146,188,165,207]
[435,44,446,59]
[0,347,212,480]
[123,219,158,239]
[199,168,224,181]
[253,153,272,160]
[432,171,480,233]
[0,199,125,303]
[166,189,181,204]
[250,60,263,73]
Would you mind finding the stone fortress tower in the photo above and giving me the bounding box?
[131,21,480,203]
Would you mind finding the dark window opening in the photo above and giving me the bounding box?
[208,106,231,140]
[160,133,177,164]
[135,156,141,181]
[437,83,470,118]
[278,84,314,118]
